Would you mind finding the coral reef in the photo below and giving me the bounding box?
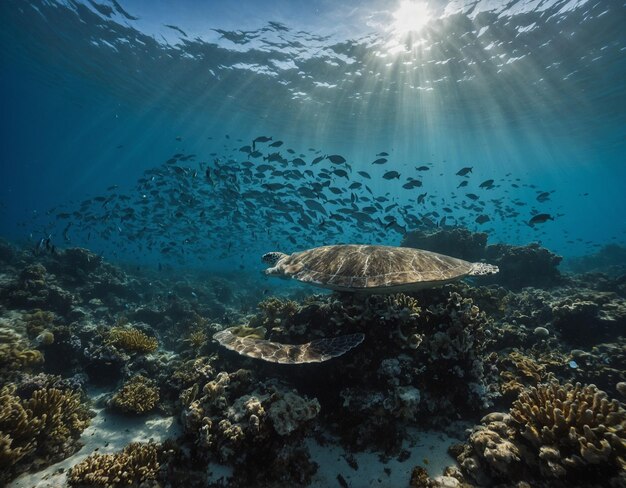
[456,381,626,487]
[484,242,563,289]
[109,375,160,414]
[0,327,43,384]
[550,291,626,345]
[68,442,161,486]
[401,227,488,262]
[106,326,158,354]
[567,244,626,276]
[181,369,320,485]
[0,383,91,483]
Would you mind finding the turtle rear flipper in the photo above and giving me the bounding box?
[214,329,364,364]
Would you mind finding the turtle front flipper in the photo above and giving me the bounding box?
[213,328,364,364]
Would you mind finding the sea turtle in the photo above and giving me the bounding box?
[214,244,498,364]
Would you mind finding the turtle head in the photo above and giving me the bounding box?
[468,262,499,276]
[262,251,287,267]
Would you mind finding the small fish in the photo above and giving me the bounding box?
[376,152,389,157]
[475,214,491,224]
[312,155,325,165]
[417,193,427,204]
[529,213,554,225]
[372,158,388,165]
[252,136,272,151]
[269,140,283,147]
[415,166,430,171]
[327,155,346,164]
[479,179,494,189]
[383,171,400,179]
[357,171,371,179]
[456,167,473,176]
[457,180,468,188]
[466,193,479,201]
[333,169,349,178]
[536,191,551,202]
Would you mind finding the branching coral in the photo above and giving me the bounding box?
[110,375,159,414]
[0,384,91,483]
[510,382,625,476]
[457,381,626,487]
[106,326,158,354]
[68,442,160,486]
[498,351,552,398]
[251,297,300,329]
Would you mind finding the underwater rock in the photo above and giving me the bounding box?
[566,244,626,277]
[484,242,563,289]
[67,442,161,486]
[401,227,488,262]
[0,263,75,315]
[550,291,626,345]
[457,381,626,487]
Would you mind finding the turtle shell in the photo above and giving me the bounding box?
[275,244,474,291]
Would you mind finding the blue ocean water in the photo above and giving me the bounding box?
[0,0,624,269]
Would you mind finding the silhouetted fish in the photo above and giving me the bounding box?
[529,213,554,225]
[456,167,473,176]
[327,155,346,164]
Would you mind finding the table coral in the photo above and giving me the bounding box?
[0,384,91,483]
[106,326,158,354]
[68,442,161,487]
[109,375,160,414]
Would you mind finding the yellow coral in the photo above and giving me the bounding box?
[0,384,91,483]
[185,329,208,349]
[68,442,160,486]
[23,310,55,338]
[106,327,158,354]
[511,382,626,475]
[110,375,160,414]
[254,297,299,328]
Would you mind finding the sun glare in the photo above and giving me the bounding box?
[391,0,431,35]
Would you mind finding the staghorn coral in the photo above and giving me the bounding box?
[457,381,626,487]
[106,326,158,354]
[0,384,91,483]
[109,375,160,414]
[68,442,160,487]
